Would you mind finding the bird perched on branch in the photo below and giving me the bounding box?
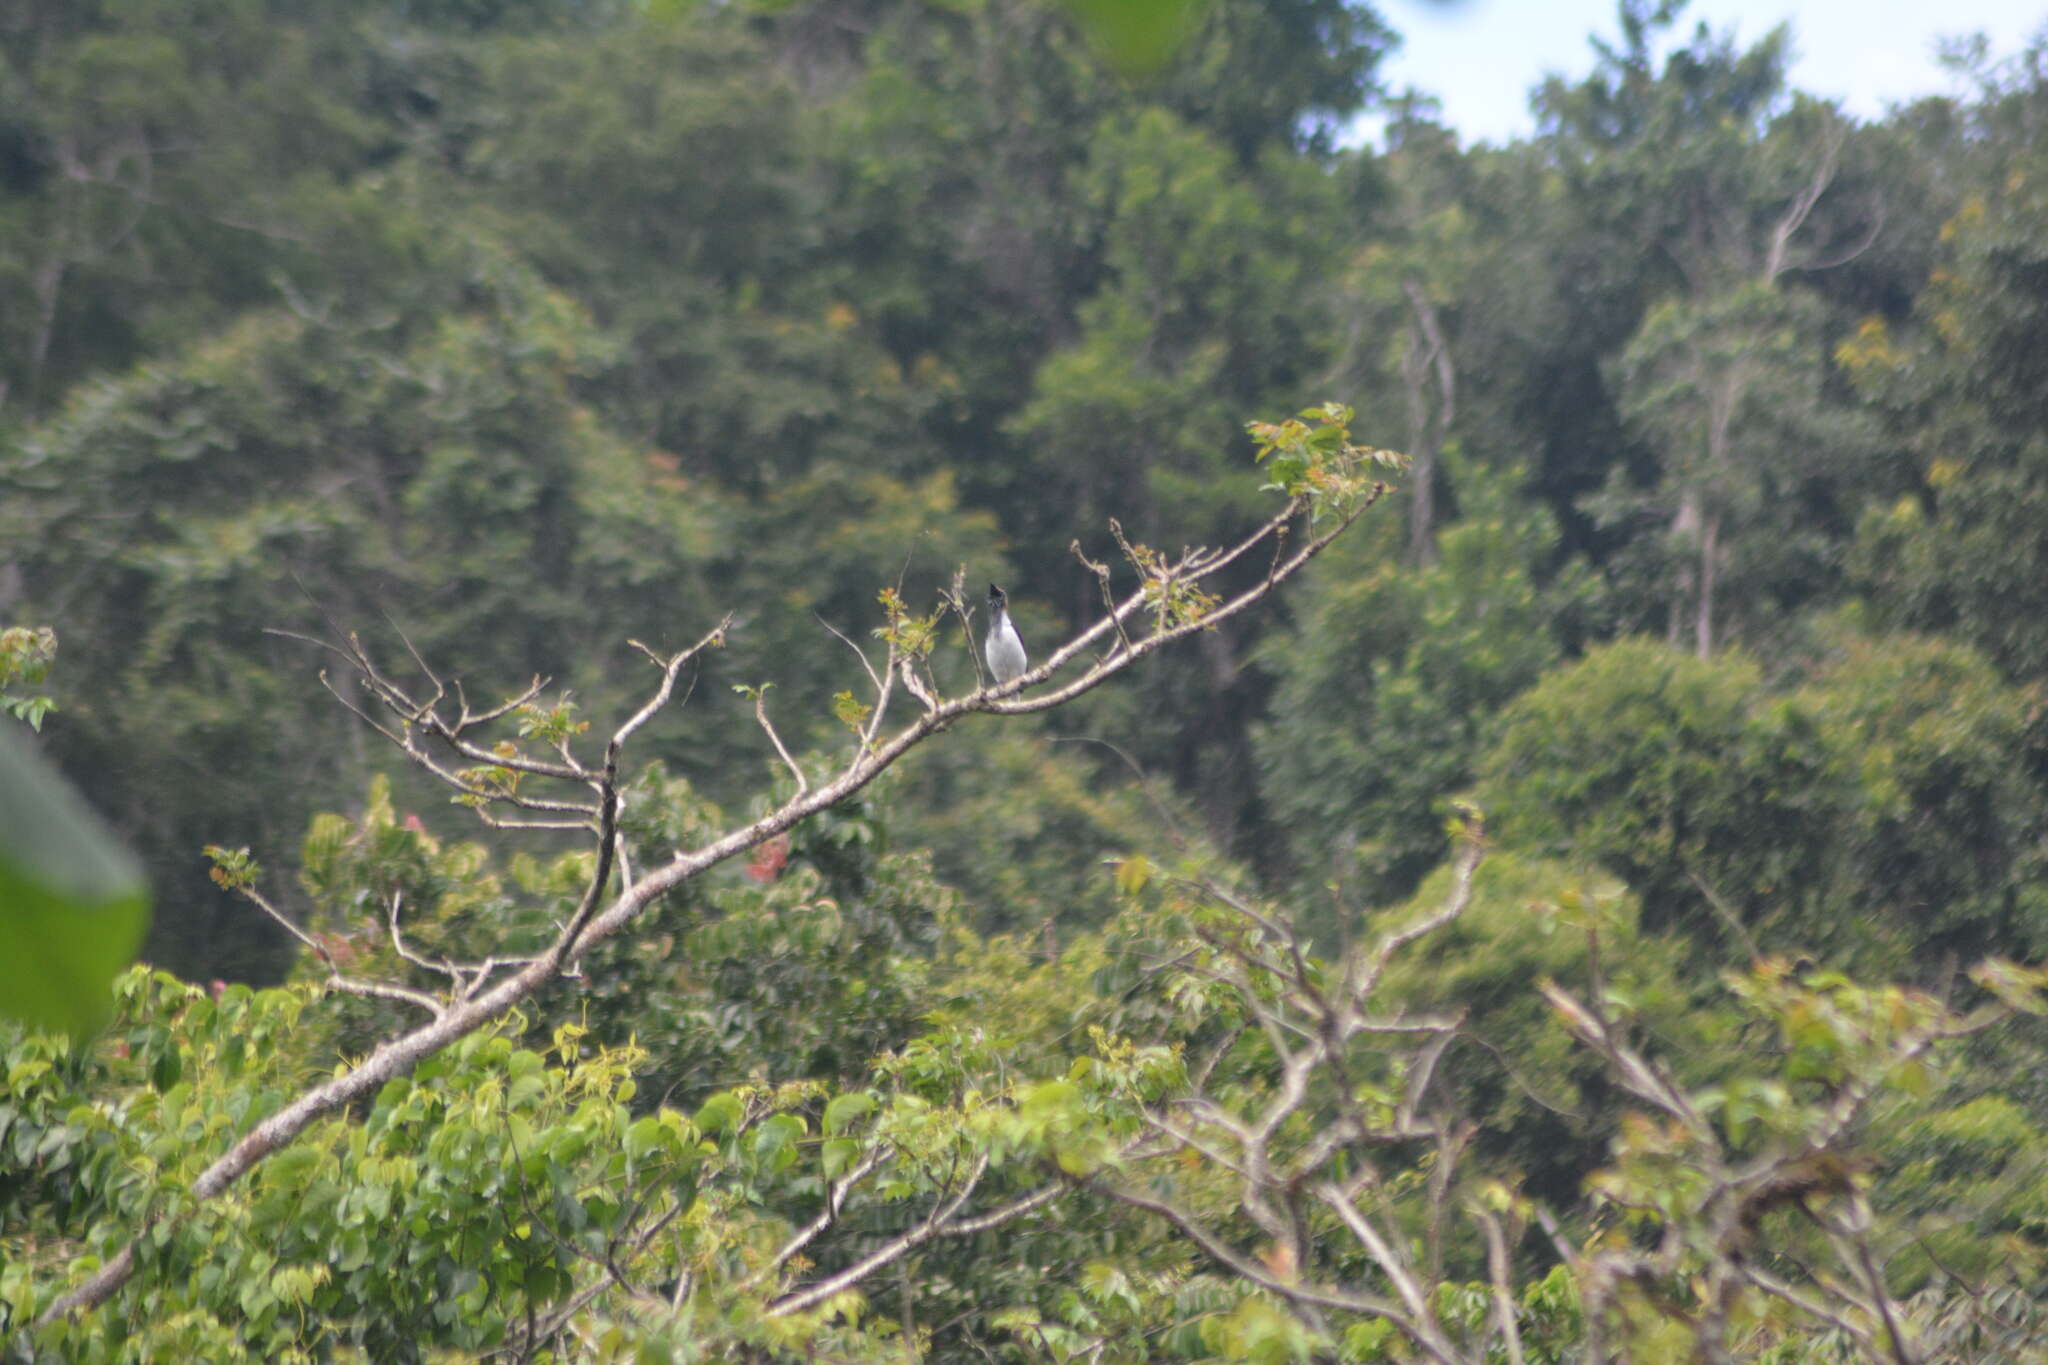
[985,583,1027,686]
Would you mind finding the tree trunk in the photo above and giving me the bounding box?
[1400,279,1454,567]
[1401,326,1438,568]
[1696,510,1718,658]
[1694,368,1737,658]
[1671,491,1701,648]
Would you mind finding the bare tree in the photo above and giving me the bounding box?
[32,428,1391,1330]
[1092,823,2037,1362]
[1399,278,1455,568]
[1645,111,1877,658]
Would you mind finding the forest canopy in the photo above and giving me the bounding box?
[6,0,2048,1358]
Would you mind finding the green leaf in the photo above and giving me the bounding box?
[1021,1079,1079,1118]
[693,1091,744,1135]
[821,1137,861,1178]
[1052,0,1207,74]
[754,1113,805,1172]
[1112,854,1154,898]
[0,726,150,1039]
[625,1114,666,1164]
[824,1092,876,1135]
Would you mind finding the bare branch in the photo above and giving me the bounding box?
[860,649,897,752]
[1142,1112,1260,1183]
[317,668,407,748]
[456,680,559,734]
[473,815,595,832]
[936,569,986,693]
[986,491,1378,715]
[738,1144,892,1293]
[815,611,885,697]
[1763,117,1845,281]
[321,974,445,1017]
[1539,972,1713,1145]
[766,1154,990,1317]
[231,881,333,966]
[557,746,624,964]
[1828,1196,1919,1365]
[1092,1179,1413,1329]
[1738,1262,1878,1355]
[1071,539,1134,659]
[1350,814,1483,1002]
[753,688,809,800]
[1801,201,1885,273]
[1317,1182,1454,1359]
[939,1179,1066,1236]
[617,619,730,751]
[37,482,1374,1327]
[230,883,443,1017]
[1685,865,1762,962]
[387,891,459,986]
[1478,1209,1528,1365]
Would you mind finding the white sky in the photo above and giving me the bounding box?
[1366,0,2048,144]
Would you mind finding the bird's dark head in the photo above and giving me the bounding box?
[987,583,1007,611]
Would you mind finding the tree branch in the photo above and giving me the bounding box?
[35,489,1366,1328]
[765,1154,990,1317]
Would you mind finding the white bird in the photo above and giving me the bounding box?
[984,582,1027,687]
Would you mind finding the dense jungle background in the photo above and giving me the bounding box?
[8,0,2048,1357]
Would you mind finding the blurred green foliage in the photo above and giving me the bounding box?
[6,0,2048,1353]
[0,726,149,1040]
[1480,628,2048,969]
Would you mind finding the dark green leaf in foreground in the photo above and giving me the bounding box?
[1055,0,1208,73]
[0,726,150,1039]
